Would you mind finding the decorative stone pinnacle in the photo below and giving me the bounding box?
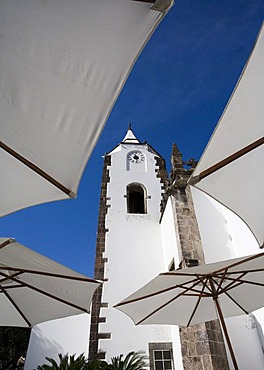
[172,143,180,154]
[171,143,183,170]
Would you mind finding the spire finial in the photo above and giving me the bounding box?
[122,124,139,143]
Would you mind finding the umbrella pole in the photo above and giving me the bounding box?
[214,297,239,370]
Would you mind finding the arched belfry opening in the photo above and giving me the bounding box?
[127,183,147,214]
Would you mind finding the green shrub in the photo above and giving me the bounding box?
[36,351,148,370]
[108,351,148,370]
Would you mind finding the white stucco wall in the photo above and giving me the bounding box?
[191,186,264,370]
[25,314,90,369]
[224,315,264,370]
[99,143,181,367]
[190,187,260,263]
[160,196,181,271]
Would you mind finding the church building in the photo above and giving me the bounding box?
[89,125,231,370]
[25,126,264,370]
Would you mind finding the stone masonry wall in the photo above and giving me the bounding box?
[155,156,168,213]
[89,155,111,360]
[164,144,230,370]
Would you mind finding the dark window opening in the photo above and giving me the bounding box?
[127,183,146,214]
[154,350,173,370]
[149,343,174,370]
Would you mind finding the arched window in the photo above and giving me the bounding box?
[127,183,147,214]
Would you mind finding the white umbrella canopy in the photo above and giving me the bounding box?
[0,0,173,217]
[115,253,264,326]
[0,238,100,327]
[115,252,264,370]
[189,22,264,247]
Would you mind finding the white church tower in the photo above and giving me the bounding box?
[89,125,180,369]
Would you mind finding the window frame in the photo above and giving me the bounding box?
[149,343,174,370]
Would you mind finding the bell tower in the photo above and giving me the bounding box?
[89,125,179,369]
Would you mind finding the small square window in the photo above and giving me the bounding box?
[152,348,173,370]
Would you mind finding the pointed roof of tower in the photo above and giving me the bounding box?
[121,123,140,144]
[105,123,162,158]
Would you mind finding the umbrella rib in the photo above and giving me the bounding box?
[171,277,211,296]
[215,269,228,294]
[225,267,264,275]
[208,252,264,276]
[135,290,186,325]
[0,271,23,285]
[4,275,91,313]
[133,276,220,325]
[163,271,200,277]
[119,253,264,308]
[195,274,214,295]
[221,276,264,291]
[183,293,209,297]
[115,276,200,307]
[213,272,246,294]
[212,277,245,306]
[133,279,205,325]
[0,238,16,250]
[187,277,209,327]
[0,265,98,283]
[0,285,24,290]
[0,286,32,327]
[209,272,263,315]
[211,275,249,315]
[131,0,155,2]
[0,141,75,197]
[223,291,249,315]
[221,281,244,295]
[164,255,264,279]
[194,136,264,182]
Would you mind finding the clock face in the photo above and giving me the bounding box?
[128,151,145,164]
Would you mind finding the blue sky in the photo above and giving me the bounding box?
[1,0,263,277]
